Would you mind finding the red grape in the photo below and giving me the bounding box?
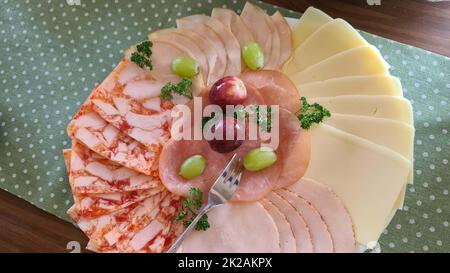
[209,76,247,109]
[207,116,244,153]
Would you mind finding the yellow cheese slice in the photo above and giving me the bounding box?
[291,7,332,49]
[305,124,411,245]
[299,75,403,98]
[290,45,389,85]
[285,19,368,75]
[324,114,415,208]
[311,95,413,126]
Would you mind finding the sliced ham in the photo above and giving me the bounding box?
[211,8,254,59]
[67,105,157,176]
[275,189,334,253]
[272,11,292,67]
[177,15,241,78]
[149,28,210,85]
[260,199,297,252]
[240,70,302,113]
[177,16,227,82]
[265,192,314,253]
[287,178,356,252]
[241,2,280,69]
[180,203,280,253]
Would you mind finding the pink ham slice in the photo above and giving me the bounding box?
[68,191,181,253]
[211,8,254,58]
[272,11,292,67]
[67,105,157,176]
[275,189,334,253]
[259,199,297,252]
[241,2,272,68]
[241,2,280,69]
[180,203,280,253]
[286,178,356,252]
[265,192,314,253]
[68,141,161,194]
[177,15,241,78]
[177,16,227,83]
[240,70,302,113]
[149,28,210,85]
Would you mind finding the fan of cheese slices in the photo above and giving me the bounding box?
[64,3,414,253]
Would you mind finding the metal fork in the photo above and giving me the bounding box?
[167,153,243,253]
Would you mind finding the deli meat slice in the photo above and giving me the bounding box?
[177,15,241,78]
[68,141,161,194]
[67,105,157,175]
[177,16,227,82]
[149,28,210,85]
[241,2,279,69]
[275,189,334,253]
[87,59,173,150]
[240,70,302,113]
[260,199,296,252]
[211,8,254,54]
[72,187,163,218]
[287,178,356,252]
[265,192,314,253]
[68,191,181,253]
[180,203,280,253]
[271,11,292,67]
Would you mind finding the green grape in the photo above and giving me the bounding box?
[243,147,277,171]
[242,42,264,70]
[179,155,206,180]
[172,56,199,78]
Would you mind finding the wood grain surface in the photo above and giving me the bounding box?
[0,0,449,253]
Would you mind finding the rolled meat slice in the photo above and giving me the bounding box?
[275,189,334,253]
[67,105,157,175]
[177,15,241,78]
[287,178,356,252]
[265,192,314,253]
[240,70,302,113]
[180,203,280,253]
[259,199,296,252]
[272,11,292,68]
[68,141,161,194]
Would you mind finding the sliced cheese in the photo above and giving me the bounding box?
[311,95,413,126]
[305,124,411,245]
[299,75,403,98]
[291,7,332,49]
[290,45,389,85]
[285,19,368,74]
[324,114,415,208]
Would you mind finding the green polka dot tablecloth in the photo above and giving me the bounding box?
[0,0,448,253]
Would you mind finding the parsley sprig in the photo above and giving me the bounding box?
[174,188,210,231]
[130,40,153,70]
[297,97,331,129]
[160,79,193,101]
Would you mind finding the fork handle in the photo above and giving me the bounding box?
[166,203,213,253]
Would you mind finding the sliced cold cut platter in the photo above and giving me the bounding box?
[63,2,414,253]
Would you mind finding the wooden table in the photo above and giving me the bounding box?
[1,0,449,253]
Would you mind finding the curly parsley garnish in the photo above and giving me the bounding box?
[160,79,193,101]
[174,188,210,231]
[131,40,153,70]
[297,97,331,129]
